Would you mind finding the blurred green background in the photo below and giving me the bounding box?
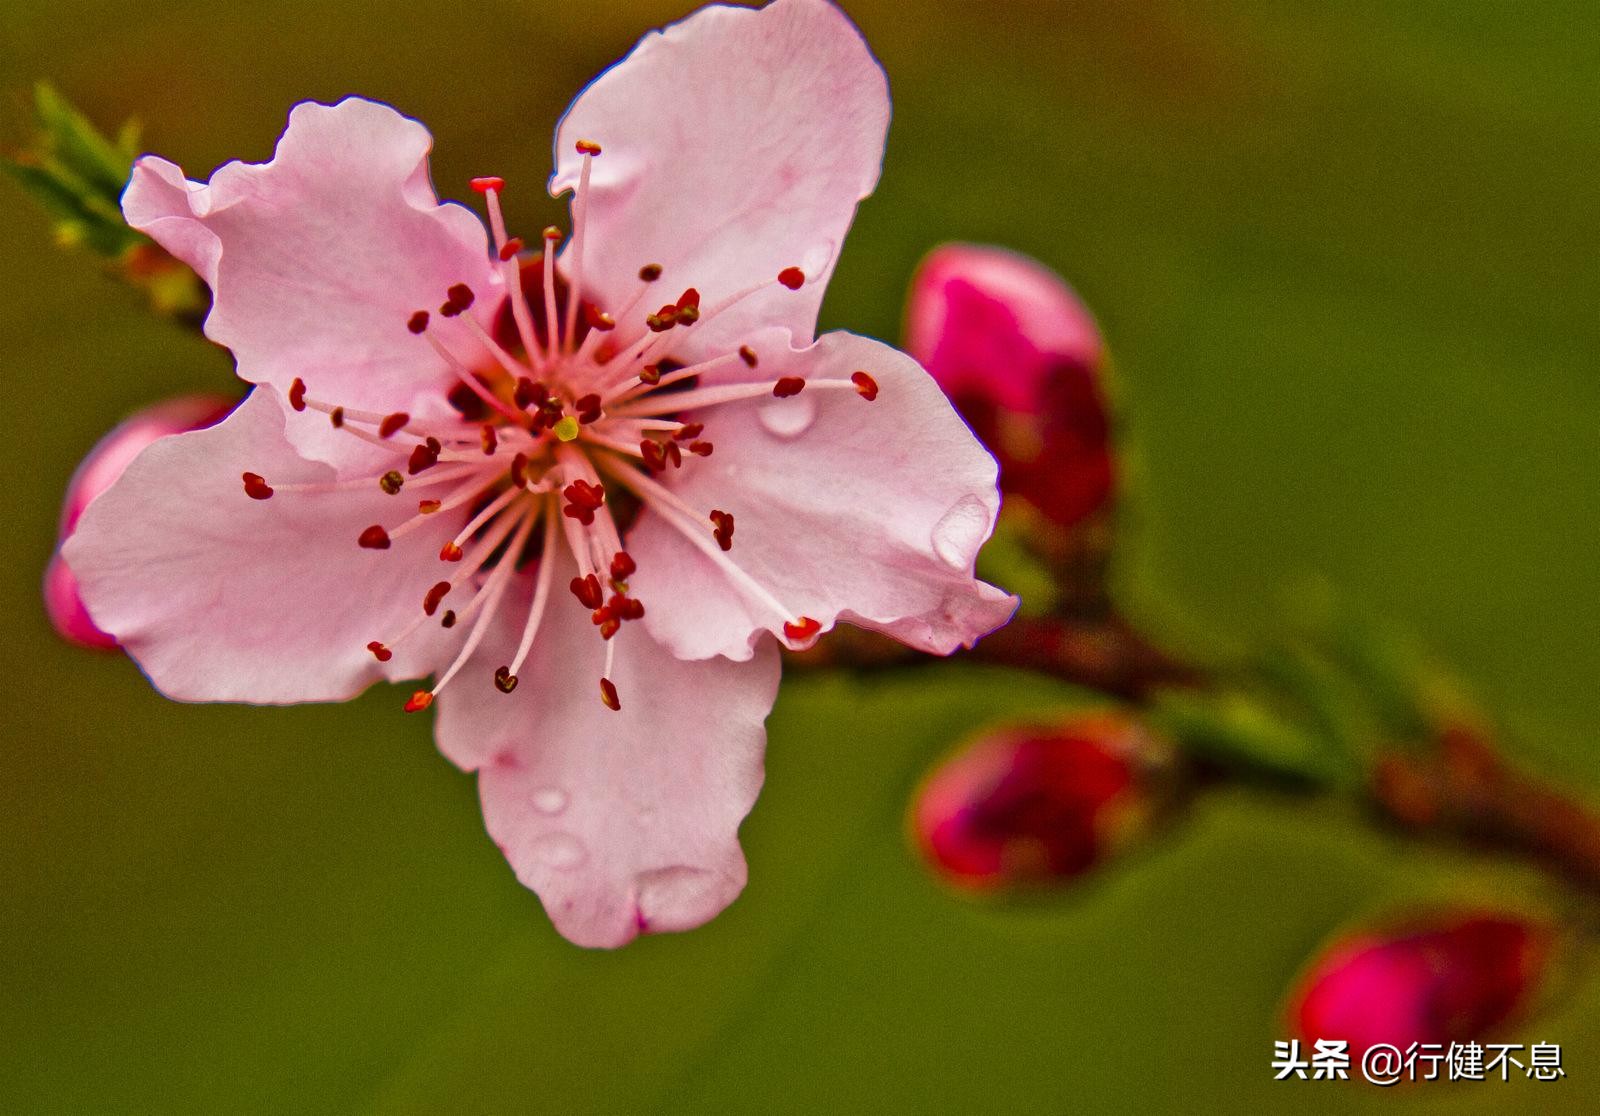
[2,1,1597,1111]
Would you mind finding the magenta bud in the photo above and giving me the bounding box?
[47,394,236,649]
[910,714,1173,891]
[905,244,1111,529]
[1290,911,1553,1058]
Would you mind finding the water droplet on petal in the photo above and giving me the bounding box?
[531,786,568,815]
[758,394,817,439]
[530,832,587,870]
[931,494,990,570]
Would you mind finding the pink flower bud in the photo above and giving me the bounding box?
[910,713,1173,891]
[1290,911,1552,1057]
[905,244,1111,528]
[47,394,236,649]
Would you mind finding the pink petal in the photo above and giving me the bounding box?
[61,388,465,703]
[550,0,888,358]
[905,243,1104,414]
[123,98,500,463]
[433,548,780,949]
[626,330,1018,661]
[47,394,236,650]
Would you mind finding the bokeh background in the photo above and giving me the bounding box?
[2,0,1597,1111]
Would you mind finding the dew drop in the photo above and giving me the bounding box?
[931,495,990,570]
[531,786,568,816]
[758,394,817,439]
[530,832,587,870]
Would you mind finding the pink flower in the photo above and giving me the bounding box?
[45,394,235,649]
[1290,912,1552,1059]
[905,244,1112,529]
[910,713,1172,891]
[63,0,1016,947]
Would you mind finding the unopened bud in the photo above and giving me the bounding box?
[46,394,236,649]
[910,713,1176,891]
[905,244,1111,530]
[1289,910,1554,1059]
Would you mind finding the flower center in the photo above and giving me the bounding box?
[242,143,879,711]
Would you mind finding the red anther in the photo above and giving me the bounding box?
[675,288,701,311]
[674,422,704,440]
[582,303,617,332]
[288,377,307,411]
[418,498,442,514]
[597,614,621,640]
[358,525,392,550]
[379,470,405,495]
[610,552,637,580]
[513,377,545,410]
[241,471,274,500]
[640,439,665,472]
[709,509,735,551]
[425,436,443,455]
[638,364,662,385]
[407,443,438,475]
[439,541,464,563]
[570,573,604,610]
[638,263,662,282]
[688,441,714,457]
[469,176,505,193]
[599,677,620,710]
[423,580,451,615]
[663,440,682,469]
[610,594,645,622]
[378,411,410,439]
[494,666,519,693]
[646,307,677,332]
[575,393,603,424]
[404,690,435,713]
[773,377,806,398]
[575,139,603,156]
[778,267,805,290]
[498,237,525,262]
[330,407,345,428]
[366,640,393,662]
[407,309,430,334]
[480,424,498,455]
[851,371,880,401]
[783,616,821,642]
[440,283,475,317]
[562,479,605,524]
[510,452,529,488]
[739,345,758,367]
[675,305,701,325]
[440,610,457,628]
[543,225,563,242]
[447,381,489,420]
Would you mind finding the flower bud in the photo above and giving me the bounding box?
[910,713,1176,891]
[46,394,236,648]
[1290,911,1553,1057]
[905,244,1111,529]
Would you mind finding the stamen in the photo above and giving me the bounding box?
[638,263,662,282]
[851,371,880,401]
[710,509,735,551]
[367,640,392,662]
[358,525,391,550]
[772,377,805,398]
[477,181,544,372]
[242,472,274,500]
[408,310,430,335]
[289,377,308,411]
[504,498,561,679]
[541,226,562,363]
[421,329,524,422]
[739,345,758,368]
[404,691,434,713]
[777,266,806,290]
[425,506,538,700]
[380,470,405,495]
[599,676,620,711]
[783,616,821,642]
[423,580,451,616]
[562,145,598,355]
[378,412,410,438]
[614,377,861,417]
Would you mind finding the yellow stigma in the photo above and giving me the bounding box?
[554,415,581,442]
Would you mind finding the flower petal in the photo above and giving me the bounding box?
[626,330,1018,661]
[62,388,466,703]
[550,0,888,356]
[433,548,780,949]
[905,243,1105,414]
[123,98,500,462]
